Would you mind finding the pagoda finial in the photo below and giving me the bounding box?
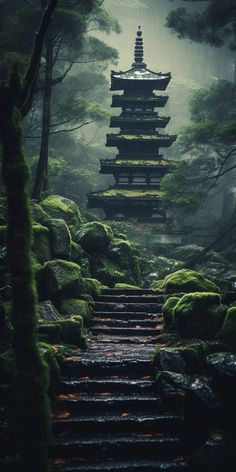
[132,26,146,67]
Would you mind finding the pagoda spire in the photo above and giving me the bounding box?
[133,26,146,67]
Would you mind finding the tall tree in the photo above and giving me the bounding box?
[0,1,57,470]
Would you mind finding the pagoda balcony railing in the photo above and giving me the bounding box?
[111,94,168,107]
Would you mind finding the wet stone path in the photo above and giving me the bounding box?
[52,288,189,472]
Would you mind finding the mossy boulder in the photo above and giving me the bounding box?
[39,300,61,322]
[173,292,226,339]
[163,269,220,294]
[114,283,141,289]
[219,307,236,351]
[38,342,61,398]
[45,218,71,260]
[38,317,84,345]
[59,298,92,325]
[162,296,179,330]
[83,278,102,299]
[172,244,204,261]
[32,224,51,264]
[150,279,165,290]
[106,238,134,268]
[71,241,91,277]
[75,222,113,253]
[40,195,82,227]
[32,203,49,224]
[92,257,134,287]
[38,259,84,300]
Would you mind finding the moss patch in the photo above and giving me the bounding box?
[32,224,51,264]
[59,298,91,325]
[83,278,102,299]
[163,296,179,331]
[114,283,141,289]
[38,259,84,300]
[45,218,71,260]
[40,195,82,227]
[173,292,226,339]
[219,307,236,352]
[75,221,113,253]
[94,189,164,198]
[163,269,220,294]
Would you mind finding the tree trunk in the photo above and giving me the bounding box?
[0,67,51,472]
[32,33,53,200]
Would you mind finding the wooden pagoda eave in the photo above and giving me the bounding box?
[99,159,170,174]
[106,133,177,148]
[111,94,169,108]
[110,75,171,91]
[110,116,170,128]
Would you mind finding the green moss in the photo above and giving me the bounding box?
[38,342,61,399]
[32,224,51,264]
[59,298,91,325]
[173,292,226,339]
[45,218,72,260]
[38,259,84,300]
[93,257,134,287]
[150,279,165,290]
[75,221,113,253]
[83,278,102,299]
[95,189,164,198]
[114,283,141,289]
[40,195,82,227]
[113,133,170,141]
[219,306,236,351]
[162,296,179,330]
[71,241,84,264]
[32,203,49,224]
[38,317,84,345]
[164,269,220,294]
[115,159,169,166]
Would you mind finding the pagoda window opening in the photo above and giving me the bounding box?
[132,174,147,185]
[118,173,130,184]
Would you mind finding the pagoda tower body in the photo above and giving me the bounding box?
[87,27,177,220]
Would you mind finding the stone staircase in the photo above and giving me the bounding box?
[52,288,190,472]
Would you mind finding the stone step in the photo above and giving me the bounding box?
[94,302,162,313]
[60,378,156,395]
[97,295,164,304]
[92,318,162,328]
[101,288,161,296]
[88,335,161,345]
[52,458,189,472]
[92,311,162,320]
[55,395,161,415]
[90,327,162,337]
[51,434,184,460]
[61,358,155,377]
[53,413,184,437]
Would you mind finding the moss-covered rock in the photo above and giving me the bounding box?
[40,195,82,227]
[38,259,84,300]
[150,279,165,290]
[163,269,220,294]
[162,296,179,331]
[39,300,61,322]
[173,292,226,339]
[219,307,236,351]
[38,342,61,399]
[32,203,49,224]
[106,238,134,269]
[92,257,134,287]
[45,218,71,260]
[75,221,113,253]
[59,298,92,325]
[71,241,91,277]
[114,283,141,289]
[38,317,84,345]
[32,224,51,264]
[172,244,204,261]
[83,278,102,299]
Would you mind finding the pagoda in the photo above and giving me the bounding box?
[87,26,177,220]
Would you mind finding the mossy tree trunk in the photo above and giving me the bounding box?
[0,2,58,470]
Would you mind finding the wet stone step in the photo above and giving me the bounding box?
[92,311,162,320]
[55,395,161,415]
[88,335,161,345]
[94,303,162,313]
[61,359,155,377]
[97,295,164,304]
[60,378,156,395]
[53,414,184,437]
[52,458,189,472]
[51,434,184,460]
[91,318,162,328]
[90,327,162,337]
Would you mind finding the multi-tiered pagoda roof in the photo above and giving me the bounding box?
[87,26,177,220]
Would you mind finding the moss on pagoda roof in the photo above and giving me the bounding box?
[113,95,167,101]
[93,189,164,198]
[109,133,174,141]
[115,159,169,166]
[112,115,169,122]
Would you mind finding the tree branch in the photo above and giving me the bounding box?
[20,0,58,117]
[25,120,94,138]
